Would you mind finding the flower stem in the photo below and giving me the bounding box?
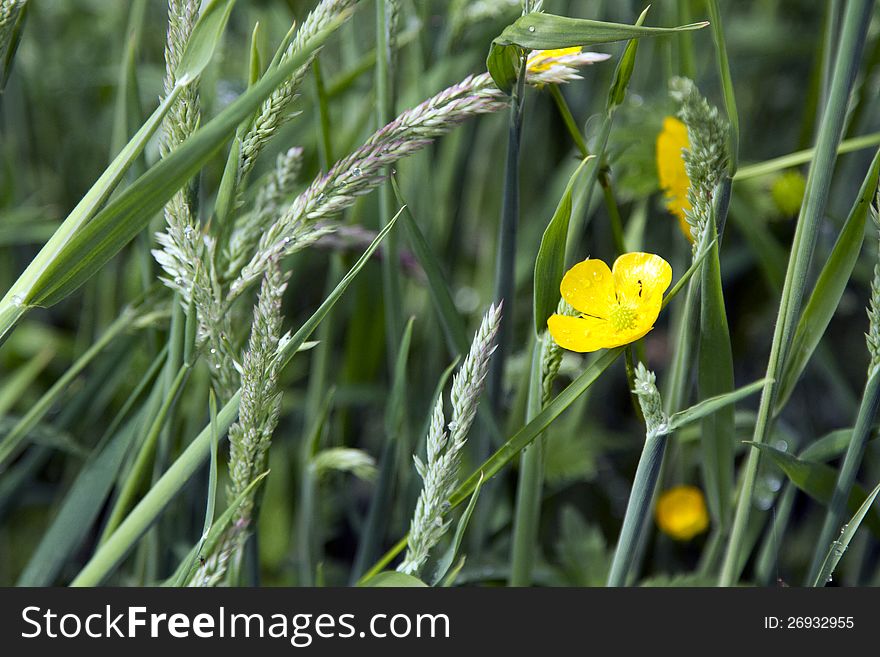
[607,433,668,586]
[509,339,546,586]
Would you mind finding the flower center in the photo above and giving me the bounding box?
[610,304,637,332]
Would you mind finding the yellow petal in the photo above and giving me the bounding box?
[655,485,710,541]
[611,252,672,309]
[656,116,694,242]
[547,314,616,353]
[527,47,583,73]
[559,258,616,318]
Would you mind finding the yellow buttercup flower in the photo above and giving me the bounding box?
[771,170,807,217]
[527,46,583,73]
[547,252,672,353]
[655,485,709,541]
[656,116,693,241]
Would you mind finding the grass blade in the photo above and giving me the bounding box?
[811,480,880,587]
[776,147,880,410]
[70,209,401,586]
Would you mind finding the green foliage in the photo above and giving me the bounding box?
[3,0,880,590]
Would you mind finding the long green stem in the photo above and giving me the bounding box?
[719,0,874,587]
[734,131,880,181]
[509,339,545,586]
[705,0,739,173]
[607,433,668,586]
[99,363,192,543]
[376,0,402,367]
[475,54,527,553]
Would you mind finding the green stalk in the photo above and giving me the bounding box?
[705,0,739,173]
[549,84,588,157]
[606,432,668,586]
[806,367,880,583]
[676,0,696,77]
[718,0,874,587]
[99,363,192,544]
[734,131,880,180]
[475,53,527,552]
[600,172,627,257]
[376,0,402,366]
[486,56,526,415]
[509,339,545,586]
[663,269,701,415]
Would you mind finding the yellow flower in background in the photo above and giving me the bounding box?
[771,170,807,216]
[527,46,583,73]
[656,116,693,241]
[655,485,709,541]
[547,252,672,353]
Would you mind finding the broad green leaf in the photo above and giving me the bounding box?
[749,443,880,538]
[801,429,855,461]
[486,43,521,96]
[697,212,737,528]
[493,12,707,50]
[776,147,880,410]
[812,480,880,587]
[361,571,428,587]
[533,157,591,335]
[668,379,768,432]
[431,473,484,586]
[174,0,238,82]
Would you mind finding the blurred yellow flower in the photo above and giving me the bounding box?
[527,46,583,73]
[547,252,672,353]
[771,170,807,216]
[656,116,693,241]
[655,485,709,541]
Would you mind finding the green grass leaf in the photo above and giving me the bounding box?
[668,378,769,431]
[432,472,484,586]
[776,147,880,410]
[174,0,237,82]
[748,442,880,538]
[0,13,348,340]
[697,214,737,528]
[533,157,590,335]
[493,12,708,49]
[811,479,880,587]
